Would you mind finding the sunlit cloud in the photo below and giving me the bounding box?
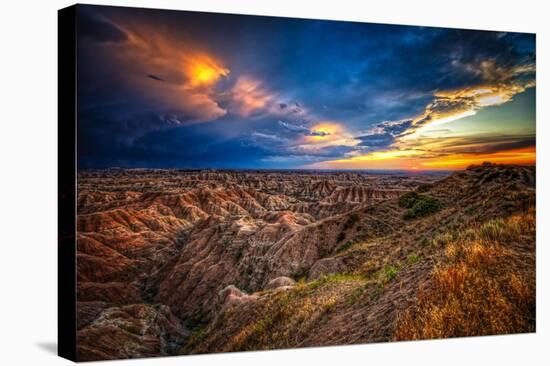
[299,122,360,151]
[319,55,536,170]
[399,57,535,139]
[410,78,533,133]
[226,78,315,121]
[228,76,276,117]
[183,54,230,89]
[90,18,232,125]
[248,120,360,163]
[305,122,343,142]
[89,15,316,128]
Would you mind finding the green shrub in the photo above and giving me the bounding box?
[383,265,399,281]
[403,195,441,219]
[399,191,421,208]
[407,253,420,264]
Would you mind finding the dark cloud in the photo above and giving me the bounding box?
[356,119,413,150]
[308,130,331,137]
[419,134,536,155]
[147,74,164,82]
[278,120,331,137]
[357,133,394,148]
[470,136,535,154]
[78,9,128,43]
[278,120,310,134]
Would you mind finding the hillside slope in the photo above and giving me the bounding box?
[182,164,535,354]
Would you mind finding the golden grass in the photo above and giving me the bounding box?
[218,276,360,352]
[394,210,535,340]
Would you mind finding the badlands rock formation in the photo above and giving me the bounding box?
[75,165,535,360]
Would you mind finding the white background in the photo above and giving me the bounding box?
[0,0,548,364]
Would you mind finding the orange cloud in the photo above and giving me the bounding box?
[229,76,275,117]
[97,18,231,124]
[96,18,312,123]
[183,54,230,89]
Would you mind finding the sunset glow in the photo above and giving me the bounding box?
[311,146,535,171]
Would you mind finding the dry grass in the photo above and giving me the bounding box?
[394,210,535,340]
[225,281,346,351]
[185,274,364,353]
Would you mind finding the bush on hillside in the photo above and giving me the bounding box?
[399,191,442,219]
[399,191,421,208]
[403,196,441,219]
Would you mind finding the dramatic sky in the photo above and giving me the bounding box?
[77,5,536,170]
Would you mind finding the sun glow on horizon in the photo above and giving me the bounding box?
[306,146,535,171]
[419,146,536,168]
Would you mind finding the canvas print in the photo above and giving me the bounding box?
[61,4,536,361]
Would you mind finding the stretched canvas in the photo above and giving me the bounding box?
[58,4,536,362]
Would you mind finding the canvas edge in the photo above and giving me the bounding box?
[58,4,77,362]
